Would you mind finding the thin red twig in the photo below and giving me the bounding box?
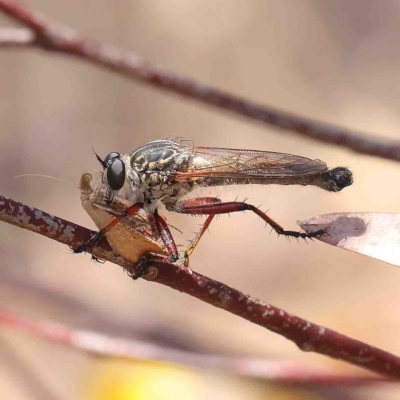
[0,194,399,380]
[0,310,386,385]
[0,0,400,161]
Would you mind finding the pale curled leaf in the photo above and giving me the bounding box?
[300,213,400,267]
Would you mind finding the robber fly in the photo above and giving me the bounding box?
[75,138,352,275]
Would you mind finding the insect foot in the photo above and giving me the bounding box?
[71,232,103,254]
[130,252,164,281]
[130,253,153,280]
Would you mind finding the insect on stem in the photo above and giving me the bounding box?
[75,138,352,271]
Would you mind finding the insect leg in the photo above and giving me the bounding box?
[73,202,144,253]
[153,209,179,262]
[173,199,326,240]
[175,197,221,266]
[184,215,216,267]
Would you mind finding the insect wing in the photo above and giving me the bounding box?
[176,146,328,180]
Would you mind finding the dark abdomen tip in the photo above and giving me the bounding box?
[323,167,353,192]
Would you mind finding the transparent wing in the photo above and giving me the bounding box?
[176,146,328,180]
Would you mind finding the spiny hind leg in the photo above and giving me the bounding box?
[172,198,327,241]
[170,197,221,267]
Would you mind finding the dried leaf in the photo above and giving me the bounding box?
[300,213,400,267]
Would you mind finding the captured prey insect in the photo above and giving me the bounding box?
[74,138,353,277]
[79,172,167,279]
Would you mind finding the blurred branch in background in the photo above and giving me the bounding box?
[1,0,400,161]
[0,310,388,386]
[1,194,400,381]
[2,271,385,388]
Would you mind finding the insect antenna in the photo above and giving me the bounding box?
[14,174,74,186]
[92,146,106,168]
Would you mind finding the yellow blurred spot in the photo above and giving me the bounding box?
[82,360,202,400]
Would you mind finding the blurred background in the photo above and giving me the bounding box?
[1,1,400,398]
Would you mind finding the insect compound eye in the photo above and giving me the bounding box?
[104,152,121,168]
[104,152,125,190]
[107,159,125,190]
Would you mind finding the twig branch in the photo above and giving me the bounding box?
[0,0,400,161]
[3,275,383,387]
[0,310,387,385]
[1,194,399,380]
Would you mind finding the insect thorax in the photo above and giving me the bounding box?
[127,139,194,205]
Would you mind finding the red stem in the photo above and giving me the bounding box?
[0,310,387,385]
[0,194,399,380]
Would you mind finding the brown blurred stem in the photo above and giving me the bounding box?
[1,0,400,161]
[0,310,388,386]
[0,278,385,387]
[1,194,400,380]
